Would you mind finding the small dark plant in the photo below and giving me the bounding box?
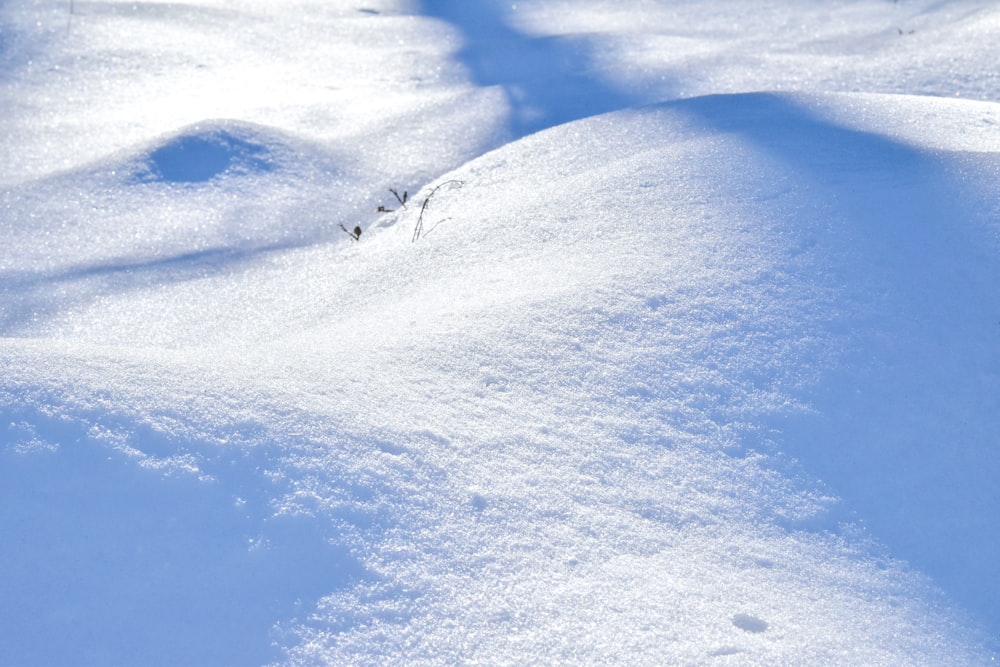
[339,223,362,241]
[377,188,408,213]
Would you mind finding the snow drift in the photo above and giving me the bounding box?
[3,0,1000,664]
[3,90,998,664]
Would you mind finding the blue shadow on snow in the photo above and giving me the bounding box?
[671,92,1000,642]
[419,0,637,139]
[141,129,275,184]
[0,411,362,667]
[0,240,302,337]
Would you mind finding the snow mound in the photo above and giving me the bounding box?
[5,0,1000,663]
[5,90,997,664]
[0,119,362,341]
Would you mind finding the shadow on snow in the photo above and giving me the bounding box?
[0,406,363,667]
[0,240,305,336]
[139,129,276,184]
[672,92,1000,639]
[419,0,639,140]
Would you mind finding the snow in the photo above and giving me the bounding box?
[1,1,999,665]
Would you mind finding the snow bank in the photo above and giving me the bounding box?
[4,90,998,664]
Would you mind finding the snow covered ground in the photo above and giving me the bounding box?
[1,0,999,664]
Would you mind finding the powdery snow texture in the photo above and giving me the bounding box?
[2,1,999,665]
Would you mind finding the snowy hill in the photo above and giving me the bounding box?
[2,1,999,665]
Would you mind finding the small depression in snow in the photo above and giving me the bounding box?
[732,613,769,633]
[140,128,276,183]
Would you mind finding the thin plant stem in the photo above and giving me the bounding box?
[412,180,463,242]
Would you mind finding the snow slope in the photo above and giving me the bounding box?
[2,1,999,665]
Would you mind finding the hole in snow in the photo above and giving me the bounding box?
[141,128,275,183]
[645,294,669,310]
[471,493,488,511]
[732,613,769,633]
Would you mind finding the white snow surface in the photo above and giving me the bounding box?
[1,1,999,665]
